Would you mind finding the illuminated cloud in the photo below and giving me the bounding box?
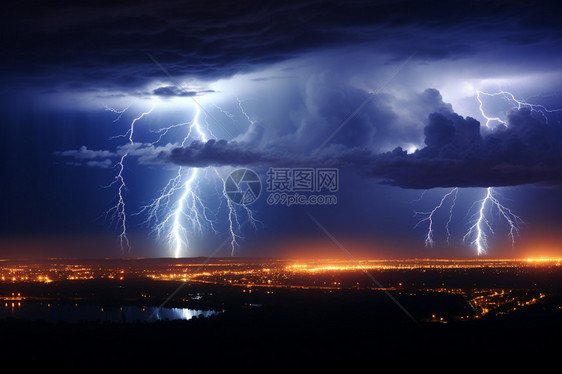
[162,89,562,189]
[151,86,214,97]
[4,0,562,257]
[55,146,113,160]
[371,107,562,189]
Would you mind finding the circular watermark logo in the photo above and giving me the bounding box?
[224,168,262,205]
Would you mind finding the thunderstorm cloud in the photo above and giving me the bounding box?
[162,89,562,189]
[2,0,562,92]
[151,86,214,97]
[4,0,562,255]
[371,107,562,189]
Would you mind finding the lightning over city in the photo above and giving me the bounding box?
[463,187,524,255]
[414,187,458,247]
[3,0,562,367]
[110,98,260,258]
[105,106,154,253]
[150,107,212,258]
[463,90,560,253]
[413,89,560,254]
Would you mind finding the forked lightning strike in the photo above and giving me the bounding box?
[105,106,153,253]
[130,100,258,258]
[463,187,523,255]
[476,90,562,128]
[415,89,560,254]
[466,89,562,253]
[415,188,458,247]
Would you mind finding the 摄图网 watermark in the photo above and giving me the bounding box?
[224,167,339,206]
[265,167,338,206]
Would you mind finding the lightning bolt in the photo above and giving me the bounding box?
[476,90,562,128]
[212,103,238,124]
[236,96,254,125]
[476,91,505,128]
[463,187,523,255]
[104,55,260,258]
[169,107,216,258]
[105,102,135,123]
[415,89,558,254]
[136,100,259,258]
[445,188,458,245]
[105,106,153,253]
[415,188,458,247]
[465,89,560,254]
[137,106,214,258]
[410,190,428,203]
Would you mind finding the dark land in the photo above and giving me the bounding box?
[0,258,561,369]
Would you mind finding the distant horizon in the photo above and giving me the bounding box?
[2,255,561,262]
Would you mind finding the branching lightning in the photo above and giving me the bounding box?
[415,89,556,254]
[416,185,522,255]
[105,106,153,253]
[476,90,562,128]
[236,96,254,125]
[476,91,505,128]
[463,187,523,255]
[105,102,135,123]
[162,108,210,257]
[445,188,458,245]
[465,89,560,253]
[127,99,259,258]
[415,188,458,247]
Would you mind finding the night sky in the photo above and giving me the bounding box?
[1,0,562,259]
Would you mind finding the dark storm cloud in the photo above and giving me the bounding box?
[160,87,442,168]
[2,0,561,90]
[371,107,562,189]
[55,143,179,167]
[167,139,263,167]
[55,146,113,160]
[151,86,214,97]
[164,88,562,189]
[165,139,373,168]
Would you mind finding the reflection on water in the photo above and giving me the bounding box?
[0,301,218,323]
[151,307,217,322]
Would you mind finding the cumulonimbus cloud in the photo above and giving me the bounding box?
[3,0,560,91]
[371,107,562,188]
[56,85,562,189]
[162,100,562,189]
